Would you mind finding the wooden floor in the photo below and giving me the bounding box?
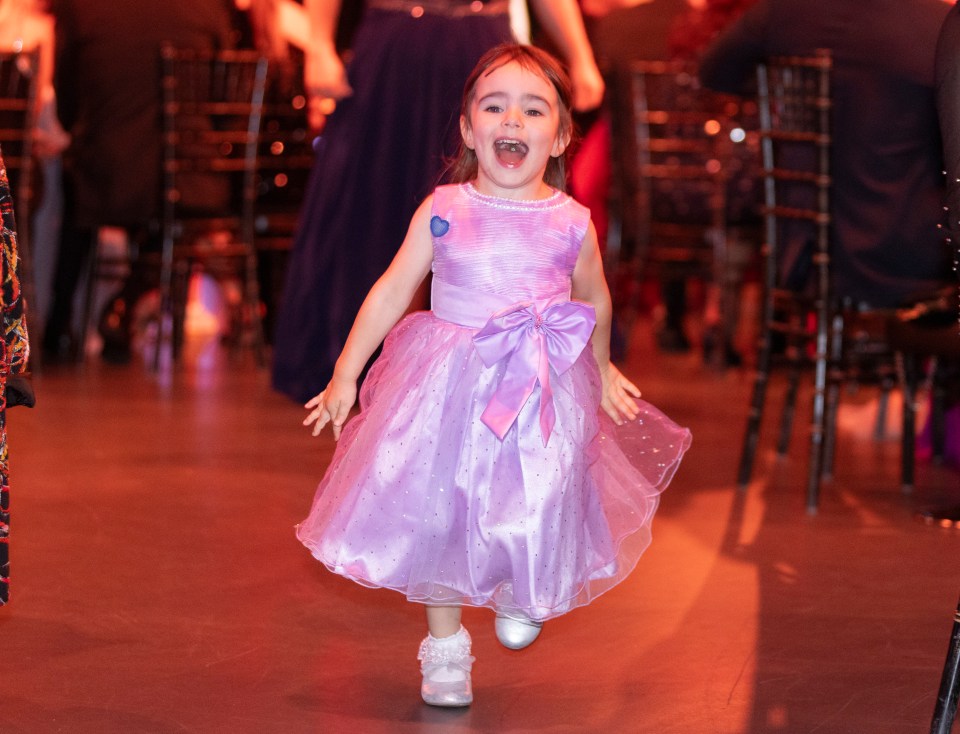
[4,324,959,733]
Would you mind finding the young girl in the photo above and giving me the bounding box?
[297,43,691,708]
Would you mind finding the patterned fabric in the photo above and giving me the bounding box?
[0,147,30,605]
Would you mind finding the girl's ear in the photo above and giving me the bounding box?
[551,129,571,158]
[460,115,475,150]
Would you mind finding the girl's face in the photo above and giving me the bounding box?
[460,60,568,200]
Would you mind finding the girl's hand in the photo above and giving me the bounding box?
[302,376,357,441]
[599,363,641,425]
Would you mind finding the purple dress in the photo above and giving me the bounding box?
[297,184,691,621]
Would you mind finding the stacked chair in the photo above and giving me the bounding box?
[155,45,269,367]
[613,60,736,365]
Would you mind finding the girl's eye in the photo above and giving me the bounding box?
[483,105,503,113]
[525,109,544,117]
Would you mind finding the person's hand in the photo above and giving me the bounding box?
[303,375,357,441]
[32,126,70,159]
[304,45,352,130]
[570,60,605,112]
[599,363,641,425]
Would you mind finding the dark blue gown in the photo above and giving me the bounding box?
[272,3,512,402]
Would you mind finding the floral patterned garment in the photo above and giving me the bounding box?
[0,147,30,605]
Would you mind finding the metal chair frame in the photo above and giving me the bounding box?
[253,56,316,341]
[619,61,733,327]
[156,45,269,367]
[737,50,836,512]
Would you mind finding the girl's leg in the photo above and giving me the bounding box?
[425,605,462,638]
[419,605,473,707]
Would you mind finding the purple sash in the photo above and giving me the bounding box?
[432,278,596,445]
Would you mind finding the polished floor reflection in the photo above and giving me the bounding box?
[4,325,959,733]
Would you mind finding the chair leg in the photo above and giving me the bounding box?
[931,595,960,734]
[874,387,891,442]
[898,351,918,493]
[243,248,267,367]
[737,323,773,489]
[931,358,947,464]
[820,312,845,482]
[777,336,802,456]
[806,310,839,514]
[78,230,106,363]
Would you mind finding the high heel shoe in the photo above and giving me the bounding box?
[495,613,544,650]
[418,626,474,707]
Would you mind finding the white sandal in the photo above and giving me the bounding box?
[418,626,474,707]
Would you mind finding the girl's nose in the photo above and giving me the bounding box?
[502,106,522,127]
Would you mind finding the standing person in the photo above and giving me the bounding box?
[0,0,68,339]
[939,0,960,238]
[42,0,234,363]
[0,149,32,605]
[296,44,690,707]
[698,0,954,310]
[271,0,605,403]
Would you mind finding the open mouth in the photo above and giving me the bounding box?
[494,138,528,167]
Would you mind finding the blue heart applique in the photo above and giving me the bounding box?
[430,215,450,237]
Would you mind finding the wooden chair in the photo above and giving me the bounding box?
[739,49,954,512]
[155,45,269,367]
[736,50,837,513]
[611,60,744,366]
[254,55,315,343]
[0,49,39,345]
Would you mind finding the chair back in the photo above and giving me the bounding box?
[255,51,315,252]
[156,45,269,365]
[623,60,733,278]
[756,50,832,302]
[160,45,268,255]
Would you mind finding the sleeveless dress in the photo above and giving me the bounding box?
[297,184,691,621]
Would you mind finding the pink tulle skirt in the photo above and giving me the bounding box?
[297,312,691,620]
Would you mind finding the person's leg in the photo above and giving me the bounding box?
[43,180,94,361]
[658,276,690,353]
[97,226,160,363]
[425,605,462,638]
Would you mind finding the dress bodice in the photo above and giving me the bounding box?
[430,183,591,303]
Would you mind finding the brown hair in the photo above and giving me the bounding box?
[447,44,575,191]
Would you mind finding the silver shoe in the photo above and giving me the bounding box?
[495,613,544,650]
[418,626,474,707]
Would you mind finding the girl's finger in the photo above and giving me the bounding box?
[312,410,330,436]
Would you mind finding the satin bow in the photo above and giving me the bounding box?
[472,300,596,445]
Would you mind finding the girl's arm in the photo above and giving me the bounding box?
[527,0,604,111]
[304,196,435,440]
[571,222,640,424]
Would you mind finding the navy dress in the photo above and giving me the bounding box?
[272,2,512,402]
